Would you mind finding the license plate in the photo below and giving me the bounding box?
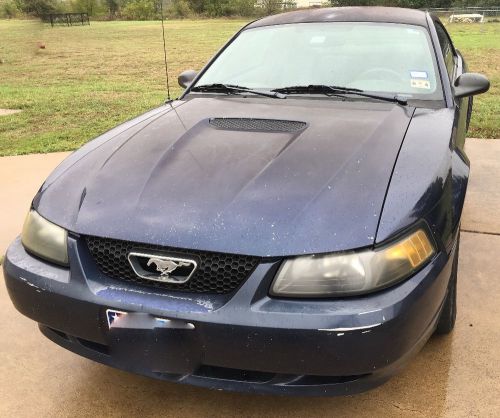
[106,309,195,330]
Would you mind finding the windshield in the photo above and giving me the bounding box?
[193,22,443,101]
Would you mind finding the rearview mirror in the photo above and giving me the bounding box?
[453,73,490,99]
[178,70,198,88]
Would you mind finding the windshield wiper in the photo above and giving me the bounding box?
[272,85,407,105]
[191,83,286,99]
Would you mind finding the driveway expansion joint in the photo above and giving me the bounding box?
[461,229,500,237]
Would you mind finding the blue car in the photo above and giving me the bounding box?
[3,7,490,396]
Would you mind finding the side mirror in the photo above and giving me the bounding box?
[178,70,198,88]
[453,73,490,99]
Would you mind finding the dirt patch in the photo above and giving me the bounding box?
[0,109,22,116]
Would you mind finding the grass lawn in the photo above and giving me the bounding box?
[0,19,498,156]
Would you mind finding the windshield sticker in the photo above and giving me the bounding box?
[410,71,428,79]
[411,79,431,89]
[406,28,421,35]
[310,36,326,44]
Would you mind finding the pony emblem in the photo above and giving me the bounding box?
[128,252,197,284]
[147,257,191,278]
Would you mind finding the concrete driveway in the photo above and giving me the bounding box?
[1,140,499,417]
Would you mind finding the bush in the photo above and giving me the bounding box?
[259,0,282,15]
[234,0,257,16]
[1,0,20,17]
[166,0,192,18]
[14,0,61,16]
[217,0,257,17]
[122,0,157,20]
[69,0,105,16]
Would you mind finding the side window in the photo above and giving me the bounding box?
[434,22,456,81]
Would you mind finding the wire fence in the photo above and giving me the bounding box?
[424,6,500,18]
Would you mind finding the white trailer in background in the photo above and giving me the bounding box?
[449,13,484,23]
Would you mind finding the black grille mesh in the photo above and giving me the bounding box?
[85,236,260,294]
[209,118,307,132]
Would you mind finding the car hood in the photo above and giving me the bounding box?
[35,97,415,257]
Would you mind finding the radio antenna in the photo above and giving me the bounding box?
[159,0,171,102]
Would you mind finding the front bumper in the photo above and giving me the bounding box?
[3,236,454,396]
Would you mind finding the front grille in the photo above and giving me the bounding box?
[209,117,307,132]
[85,236,260,294]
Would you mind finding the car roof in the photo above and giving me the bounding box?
[247,7,430,29]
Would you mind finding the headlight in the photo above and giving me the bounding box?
[271,229,435,297]
[21,210,68,266]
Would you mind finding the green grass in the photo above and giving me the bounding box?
[0,19,498,156]
[444,22,500,139]
[0,19,246,155]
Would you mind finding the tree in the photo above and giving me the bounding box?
[167,0,192,17]
[233,0,256,16]
[14,0,58,16]
[106,0,119,17]
[186,0,203,13]
[71,0,99,15]
[260,0,281,14]
[122,0,157,19]
[1,0,20,17]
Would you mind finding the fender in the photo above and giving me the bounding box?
[451,148,470,231]
[376,108,457,251]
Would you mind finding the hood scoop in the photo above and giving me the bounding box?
[209,117,307,133]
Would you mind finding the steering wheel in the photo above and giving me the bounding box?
[357,68,405,82]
